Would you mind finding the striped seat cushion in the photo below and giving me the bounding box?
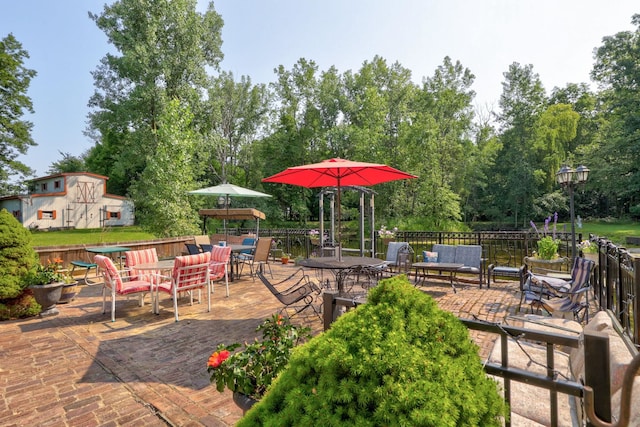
[125,248,158,282]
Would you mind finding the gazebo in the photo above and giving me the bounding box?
[198,208,266,235]
[317,186,376,257]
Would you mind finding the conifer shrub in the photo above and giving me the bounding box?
[238,275,508,426]
[0,209,40,319]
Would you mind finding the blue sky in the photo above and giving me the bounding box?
[1,0,638,178]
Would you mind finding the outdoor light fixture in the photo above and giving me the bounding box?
[556,164,590,261]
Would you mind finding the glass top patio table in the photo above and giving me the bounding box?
[298,256,385,294]
[85,246,131,267]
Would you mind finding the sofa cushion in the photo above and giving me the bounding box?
[454,245,482,269]
[432,244,456,263]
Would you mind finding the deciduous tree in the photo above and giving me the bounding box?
[0,34,37,193]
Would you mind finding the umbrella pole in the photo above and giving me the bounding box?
[337,180,342,261]
[225,194,229,242]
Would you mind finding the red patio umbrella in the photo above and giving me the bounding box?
[262,158,417,260]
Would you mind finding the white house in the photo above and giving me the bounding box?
[0,172,134,229]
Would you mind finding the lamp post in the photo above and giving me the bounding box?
[556,165,590,262]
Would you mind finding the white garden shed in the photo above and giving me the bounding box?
[0,172,134,229]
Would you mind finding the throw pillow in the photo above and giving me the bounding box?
[423,251,439,263]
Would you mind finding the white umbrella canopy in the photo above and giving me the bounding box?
[188,183,272,237]
[188,183,272,198]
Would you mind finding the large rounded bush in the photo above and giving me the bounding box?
[0,209,40,319]
[239,275,507,426]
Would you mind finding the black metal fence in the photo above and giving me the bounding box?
[589,236,640,345]
[236,227,640,346]
[233,228,577,263]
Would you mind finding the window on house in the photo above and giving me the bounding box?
[54,180,61,189]
[37,210,56,220]
[107,211,121,219]
[12,210,20,219]
[41,183,47,191]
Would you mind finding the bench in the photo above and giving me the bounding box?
[420,244,483,288]
[70,260,98,284]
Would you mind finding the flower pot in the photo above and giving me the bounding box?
[30,282,65,317]
[281,257,290,264]
[232,391,258,415]
[57,281,79,304]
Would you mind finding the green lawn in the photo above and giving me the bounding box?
[572,219,640,246]
[30,226,156,247]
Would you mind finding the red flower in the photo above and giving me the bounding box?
[207,350,230,368]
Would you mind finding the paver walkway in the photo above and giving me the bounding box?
[0,264,531,426]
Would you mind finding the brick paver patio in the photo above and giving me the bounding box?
[0,263,529,426]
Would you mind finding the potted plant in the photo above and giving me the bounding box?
[207,314,311,413]
[580,239,599,264]
[378,224,397,244]
[530,214,561,260]
[308,229,320,246]
[25,258,75,316]
[281,253,290,264]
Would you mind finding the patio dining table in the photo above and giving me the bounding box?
[85,246,131,268]
[298,256,385,294]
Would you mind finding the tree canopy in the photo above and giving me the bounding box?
[6,7,640,235]
[0,34,37,194]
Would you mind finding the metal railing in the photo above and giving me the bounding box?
[321,293,638,427]
[589,235,640,346]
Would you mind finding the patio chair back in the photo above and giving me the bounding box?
[385,242,409,267]
[194,235,211,247]
[240,237,256,254]
[94,255,152,322]
[171,253,211,293]
[240,237,273,281]
[125,248,158,282]
[256,264,321,319]
[155,252,211,322]
[185,243,201,255]
[209,245,232,296]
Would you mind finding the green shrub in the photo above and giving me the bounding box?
[0,290,40,320]
[239,276,507,426]
[536,236,560,260]
[0,209,41,318]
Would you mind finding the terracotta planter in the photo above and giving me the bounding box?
[58,281,79,304]
[232,391,258,415]
[30,282,65,317]
[281,257,290,264]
